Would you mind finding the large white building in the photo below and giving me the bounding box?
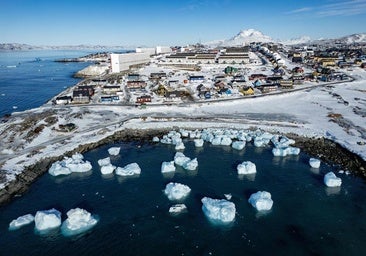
[110,52,150,73]
[136,46,172,56]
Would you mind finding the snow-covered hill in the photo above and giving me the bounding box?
[0,43,127,51]
[280,36,312,46]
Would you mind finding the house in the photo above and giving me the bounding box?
[128,73,140,81]
[58,123,76,132]
[150,72,167,80]
[168,80,179,86]
[280,79,294,89]
[189,75,205,82]
[292,75,305,84]
[292,67,304,74]
[240,87,254,96]
[55,96,72,105]
[72,90,90,104]
[224,66,238,75]
[249,74,267,80]
[260,84,278,93]
[76,85,94,96]
[103,85,121,94]
[127,81,147,90]
[266,76,282,85]
[136,95,152,104]
[100,96,113,103]
[165,90,184,100]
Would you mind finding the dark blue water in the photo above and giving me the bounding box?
[0,140,365,256]
[0,50,93,116]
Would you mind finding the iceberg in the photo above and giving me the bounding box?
[61,208,98,237]
[248,191,273,211]
[164,182,191,201]
[108,147,120,156]
[9,214,34,231]
[98,157,111,167]
[152,136,160,142]
[211,137,222,145]
[161,161,176,173]
[174,152,191,166]
[100,164,116,175]
[180,129,189,138]
[220,136,232,146]
[169,204,187,214]
[34,209,61,231]
[183,158,198,171]
[160,135,172,144]
[272,146,300,157]
[201,197,236,223]
[194,139,204,147]
[224,194,232,200]
[324,172,342,187]
[309,158,321,168]
[115,163,141,176]
[48,153,92,176]
[232,141,245,150]
[237,161,257,175]
[175,142,185,150]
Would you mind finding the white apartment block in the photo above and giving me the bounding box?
[110,52,150,73]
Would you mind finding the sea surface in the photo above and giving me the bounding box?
[0,50,95,116]
[0,140,365,256]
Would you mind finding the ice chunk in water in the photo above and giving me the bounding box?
[115,163,141,176]
[248,191,273,211]
[61,208,98,237]
[108,147,120,156]
[324,172,342,187]
[309,158,321,168]
[9,214,34,230]
[183,158,198,171]
[201,197,236,223]
[164,182,191,201]
[161,161,176,173]
[34,209,61,231]
[237,161,257,175]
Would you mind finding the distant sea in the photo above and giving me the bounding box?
[0,50,99,117]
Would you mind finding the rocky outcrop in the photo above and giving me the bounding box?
[74,64,109,78]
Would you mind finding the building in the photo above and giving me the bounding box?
[103,85,121,94]
[136,95,152,104]
[280,79,294,89]
[110,52,150,73]
[72,90,90,104]
[126,81,147,90]
[55,96,72,105]
[136,46,172,56]
[260,84,278,93]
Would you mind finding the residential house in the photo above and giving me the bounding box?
[189,75,205,82]
[240,86,254,96]
[72,90,90,104]
[249,74,267,80]
[136,95,152,104]
[55,96,72,105]
[103,85,121,94]
[260,84,278,93]
[280,79,294,89]
[127,81,147,90]
[128,73,140,81]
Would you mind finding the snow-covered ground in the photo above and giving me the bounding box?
[0,65,365,191]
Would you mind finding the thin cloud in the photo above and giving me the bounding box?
[285,7,312,14]
[317,0,366,17]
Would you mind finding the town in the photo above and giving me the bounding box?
[53,40,365,107]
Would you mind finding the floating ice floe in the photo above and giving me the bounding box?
[201,197,236,223]
[180,129,189,138]
[175,142,185,150]
[237,161,257,175]
[324,172,342,187]
[232,141,245,150]
[272,146,300,157]
[108,147,120,156]
[309,158,321,168]
[183,158,198,171]
[61,208,98,237]
[152,136,160,143]
[174,152,191,166]
[34,209,62,231]
[48,153,92,176]
[169,204,187,214]
[9,214,34,231]
[211,136,222,145]
[160,135,172,144]
[98,157,111,167]
[194,139,204,147]
[224,194,232,200]
[271,135,295,149]
[220,136,232,146]
[115,163,141,176]
[248,191,273,211]
[164,182,191,201]
[161,161,176,173]
[100,164,116,175]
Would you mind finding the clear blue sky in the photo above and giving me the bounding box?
[1,0,366,46]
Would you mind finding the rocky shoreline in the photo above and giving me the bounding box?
[0,128,365,207]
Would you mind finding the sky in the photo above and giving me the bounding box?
[1,0,366,46]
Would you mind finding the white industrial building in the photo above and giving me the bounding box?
[110,52,150,73]
[136,46,172,56]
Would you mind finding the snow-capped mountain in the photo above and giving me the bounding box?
[205,29,273,47]
[337,33,366,44]
[0,43,128,51]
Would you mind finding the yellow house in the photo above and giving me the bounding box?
[240,87,254,96]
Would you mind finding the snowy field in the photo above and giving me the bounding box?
[0,67,365,190]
